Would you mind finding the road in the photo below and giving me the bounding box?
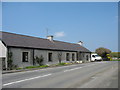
[2,61,118,88]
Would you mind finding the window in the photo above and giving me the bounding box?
[95,55,100,57]
[22,52,28,62]
[48,53,52,62]
[86,55,89,60]
[92,55,95,57]
[72,53,75,61]
[66,53,70,61]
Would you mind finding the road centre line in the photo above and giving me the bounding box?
[83,64,95,67]
[64,67,82,72]
[29,63,95,73]
[64,64,96,72]
[3,73,52,86]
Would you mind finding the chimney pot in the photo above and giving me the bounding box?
[78,41,83,46]
[47,35,53,41]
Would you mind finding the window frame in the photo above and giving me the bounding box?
[22,52,29,62]
[48,53,52,62]
[72,53,75,61]
[86,55,89,60]
[66,53,70,61]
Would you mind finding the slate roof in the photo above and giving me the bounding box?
[0,31,91,52]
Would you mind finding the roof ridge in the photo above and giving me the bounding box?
[1,31,80,45]
[54,40,79,45]
[1,31,49,41]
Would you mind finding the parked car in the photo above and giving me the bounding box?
[91,53,102,61]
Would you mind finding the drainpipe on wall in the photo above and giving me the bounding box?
[90,52,92,62]
[32,49,35,66]
[77,52,79,61]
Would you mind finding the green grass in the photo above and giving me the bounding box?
[25,65,49,69]
[57,62,72,66]
[111,59,120,61]
[15,62,73,70]
[58,62,66,65]
[16,67,23,70]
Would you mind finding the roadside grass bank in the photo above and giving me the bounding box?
[111,59,120,61]
[16,62,76,70]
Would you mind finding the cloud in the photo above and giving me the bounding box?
[54,31,65,38]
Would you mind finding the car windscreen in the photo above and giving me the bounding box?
[95,55,100,57]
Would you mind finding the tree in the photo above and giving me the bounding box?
[34,55,44,66]
[58,52,62,64]
[95,47,111,60]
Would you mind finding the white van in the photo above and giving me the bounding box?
[91,53,102,61]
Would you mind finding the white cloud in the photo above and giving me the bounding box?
[54,31,65,38]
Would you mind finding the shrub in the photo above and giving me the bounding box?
[34,55,44,66]
[7,52,18,70]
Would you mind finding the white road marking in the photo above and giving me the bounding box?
[64,64,96,72]
[64,67,82,72]
[3,73,52,86]
[41,64,78,70]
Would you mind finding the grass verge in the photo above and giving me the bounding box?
[25,65,49,69]
[111,59,120,61]
[16,63,73,70]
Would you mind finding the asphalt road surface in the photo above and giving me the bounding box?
[2,61,118,88]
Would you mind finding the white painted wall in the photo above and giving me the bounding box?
[0,40,7,58]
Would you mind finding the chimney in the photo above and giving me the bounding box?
[78,41,83,46]
[47,35,53,41]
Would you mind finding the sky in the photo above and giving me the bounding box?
[2,2,118,52]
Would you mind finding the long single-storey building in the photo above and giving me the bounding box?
[0,31,91,69]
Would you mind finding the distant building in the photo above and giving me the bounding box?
[0,31,91,69]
